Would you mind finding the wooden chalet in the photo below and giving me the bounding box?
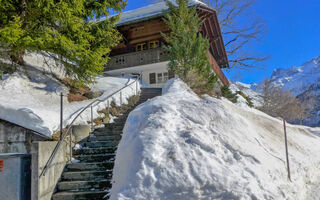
[104,0,229,87]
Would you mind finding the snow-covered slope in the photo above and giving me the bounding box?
[0,53,139,137]
[110,78,320,200]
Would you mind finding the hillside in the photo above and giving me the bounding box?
[0,53,139,137]
[110,79,320,200]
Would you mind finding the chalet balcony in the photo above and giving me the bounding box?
[105,48,170,71]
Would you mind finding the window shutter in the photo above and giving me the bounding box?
[149,73,156,84]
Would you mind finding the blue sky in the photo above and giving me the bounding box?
[125,0,320,84]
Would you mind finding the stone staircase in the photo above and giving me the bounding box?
[52,88,162,200]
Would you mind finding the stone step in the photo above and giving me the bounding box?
[140,93,161,96]
[138,97,154,102]
[141,88,162,91]
[80,140,120,148]
[141,92,161,94]
[102,122,125,128]
[74,153,115,163]
[96,126,123,131]
[112,118,127,122]
[141,92,160,94]
[62,170,112,181]
[73,147,116,155]
[93,131,123,136]
[52,190,108,200]
[57,179,111,192]
[66,162,114,171]
[89,135,122,141]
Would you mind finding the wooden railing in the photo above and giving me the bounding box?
[105,48,170,71]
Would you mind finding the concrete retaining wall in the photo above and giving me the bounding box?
[0,119,46,154]
[31,141,67,200]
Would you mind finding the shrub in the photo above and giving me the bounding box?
[236,91,254,107]
[221,86,238,103]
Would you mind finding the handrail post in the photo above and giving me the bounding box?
[60,93,63,140]
[136,79,138,95]
[69,127,72,162]
[90,106,93,131]
[283,119,291,181]
[39,75,141,178]
[120,91,122,105]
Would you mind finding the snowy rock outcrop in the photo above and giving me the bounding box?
[110,78,320,200]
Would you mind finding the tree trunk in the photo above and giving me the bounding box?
[10,52,25,66]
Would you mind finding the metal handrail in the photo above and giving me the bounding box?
[39,75,141,178]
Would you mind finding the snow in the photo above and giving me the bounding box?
[98,0,206,26]
[229,81,263,107]
[0,53,140,137]
[270,56,320,96]
[260,56,320,127]
[110,78,320,200]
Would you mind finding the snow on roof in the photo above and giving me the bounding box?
[117,0,207,26]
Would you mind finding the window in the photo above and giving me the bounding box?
[163,72,169,82]
[115,56,125,65]
[149,73,156,84]
[136,43,147,51]
[148,40,159,49]
[149,72,170,84]
[157,73,163,83]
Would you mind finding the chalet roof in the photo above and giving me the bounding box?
[117,0,207,26]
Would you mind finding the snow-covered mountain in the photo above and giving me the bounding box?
[268,56,320,127]
[270,56,320,96]
[231,56,320,127]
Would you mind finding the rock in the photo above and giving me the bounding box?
[84,91,103,99]
[71,125,90,143]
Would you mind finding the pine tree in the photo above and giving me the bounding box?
[0,0,126,83]
[162,0,218,94]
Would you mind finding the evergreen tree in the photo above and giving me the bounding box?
[221,86,238,103]
[163,0,218,94]
[0,0,126,83]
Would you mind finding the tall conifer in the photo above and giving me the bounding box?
[163,0,218,94]
[0,0,126,83]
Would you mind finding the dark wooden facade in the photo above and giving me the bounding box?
[106,3,229,86]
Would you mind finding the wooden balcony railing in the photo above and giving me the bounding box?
[105,48,170,71]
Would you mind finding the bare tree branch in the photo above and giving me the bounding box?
[201,0,268,69]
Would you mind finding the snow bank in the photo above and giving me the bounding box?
[0,70,139,137]
[111,78,320,200]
